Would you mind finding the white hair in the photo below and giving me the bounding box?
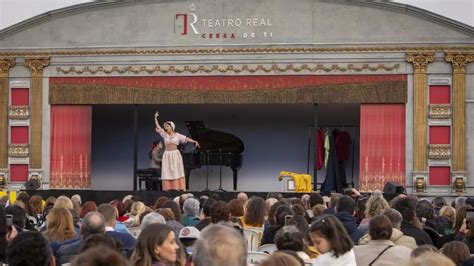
[140,212,166,230]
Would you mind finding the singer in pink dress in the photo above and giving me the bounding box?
[154,112,199,191]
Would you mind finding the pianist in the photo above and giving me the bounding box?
[149,140,164,171]
[154,112,200,191]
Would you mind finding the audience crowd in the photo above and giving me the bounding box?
[0,189,473,266]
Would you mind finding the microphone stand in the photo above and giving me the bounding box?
[203,150,210,192]
[214,149,226,192]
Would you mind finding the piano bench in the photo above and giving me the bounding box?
[138,177,161,191]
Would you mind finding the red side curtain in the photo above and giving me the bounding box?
[359,104,405,191]
[50,105,92,189]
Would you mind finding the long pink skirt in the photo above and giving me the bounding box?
[162,177,186,191]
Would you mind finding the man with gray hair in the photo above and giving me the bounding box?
[181,198,200,226]
[57,211,106,264]
[193,224,247,266]
[358,209,416,249]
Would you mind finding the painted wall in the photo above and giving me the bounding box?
[91,103,360,191]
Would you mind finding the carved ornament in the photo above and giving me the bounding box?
[8,144,29,158]
[406,53,435,73]
[0,58,16,78]
[24,57,50,77]
[9,106,30,120]
[56,63,400,75]
[428,144,451,160]
[445,53,474,73]
[429,104,451,119]
[1,46,474,57]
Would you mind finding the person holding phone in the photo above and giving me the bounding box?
[154,111,200,191]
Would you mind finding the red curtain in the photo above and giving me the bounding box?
[50,105,92,189]
[359,104,405,191]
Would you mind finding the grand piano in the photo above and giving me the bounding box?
[182,121,244,191]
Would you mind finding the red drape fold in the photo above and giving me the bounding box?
[50,105,92,189]
[359,104,405,191]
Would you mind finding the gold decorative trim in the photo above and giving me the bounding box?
[0,46,473,57]
[407,53,435,73]
[428,144,451,159]
[50,81,406,104]
[0,174,6,188]
[8,144,29,158]
[445,53,474,73]
[0,58,16,78]
[429,104,451,119]
[24,57,50,77]
[8,106,30,120]
[56,63,401,75]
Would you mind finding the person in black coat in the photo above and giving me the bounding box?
[261,205,294,245]
[393,198,433,246]
[334,196,366,244]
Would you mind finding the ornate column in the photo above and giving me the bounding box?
[445,53,474,172]
[0,58,16,170]
[24,58,50,169]
[407,53,435,173]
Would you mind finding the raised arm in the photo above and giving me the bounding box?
[154,112,163,132]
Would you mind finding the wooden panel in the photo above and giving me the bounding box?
[30,77,42,168]
[0,78,7,168]
[413,73,428,171]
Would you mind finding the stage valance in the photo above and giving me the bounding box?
[49,75,407,104]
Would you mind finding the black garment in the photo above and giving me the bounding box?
[261,225,283,245]
[463,238,474,254]
[195,217,211,231]
[437,233,456,249]
[321,130,346,194]
[400,221,433,246]
[335,211,366,244]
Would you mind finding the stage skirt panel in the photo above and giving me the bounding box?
[161,150,186,191]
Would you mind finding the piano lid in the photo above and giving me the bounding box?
[186,121,244,154]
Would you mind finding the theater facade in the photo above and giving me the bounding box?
[0,0,473,195]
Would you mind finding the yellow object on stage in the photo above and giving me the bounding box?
[278,171,312,192]
[9,191,16,204]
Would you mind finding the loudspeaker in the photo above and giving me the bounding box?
[24,179,41,190]
[383,182,404,201]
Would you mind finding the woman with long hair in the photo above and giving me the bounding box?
[43,207,79,253]
[241,196,266,229]
[130,223,181,266]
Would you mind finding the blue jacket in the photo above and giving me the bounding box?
[335,211,366,243]
[106,230,136,253]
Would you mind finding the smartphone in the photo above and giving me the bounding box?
[6,214,13,228]
[285,215,293,225]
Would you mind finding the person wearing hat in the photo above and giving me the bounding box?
[154,111,200,191]
[178,226,201,258]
